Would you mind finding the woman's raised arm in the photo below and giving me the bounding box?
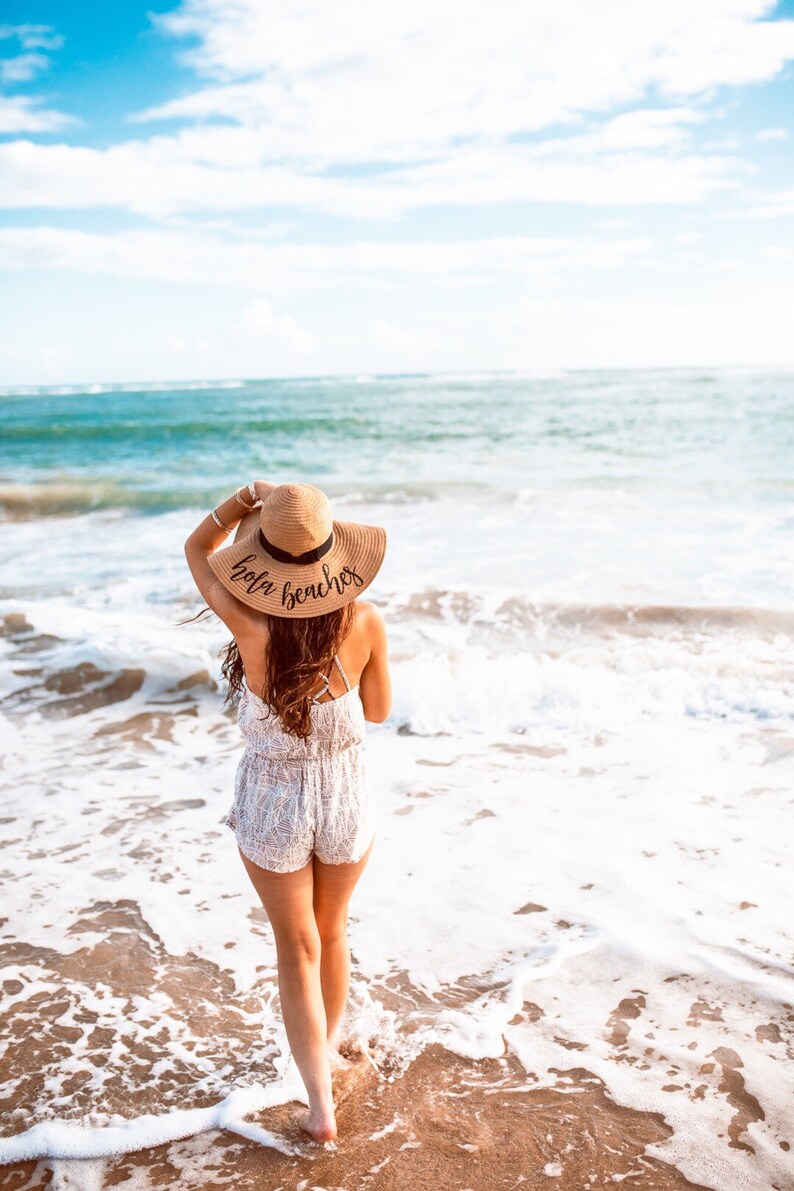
[184,480,277,556]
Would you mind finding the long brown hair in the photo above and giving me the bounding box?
[180,601,355,740]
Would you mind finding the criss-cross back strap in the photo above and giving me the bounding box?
[334,654,351,691]
[309,655,351,703]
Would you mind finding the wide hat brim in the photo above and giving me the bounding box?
[207,507,387,618]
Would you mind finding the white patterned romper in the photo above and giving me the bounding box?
[226,655,377,873]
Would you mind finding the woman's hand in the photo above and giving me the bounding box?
[254,480,278,504]
[185,481,270,557]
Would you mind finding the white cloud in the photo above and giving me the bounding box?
[0,52,50,83]
[373,320,417,350]
[138,0,794,165]
[239,298,314,353]
[0,24,64,52]
[1,5,789,218]
[531,107,704,155]
[740,190,794,218]
[1,339,73,375]
[0,23,69,127]
[0,95,72,133]
[0,129,742,218]
[755,127,789,142]
[373,319,442,353]
[0,225,652,289]
[2,3,794,381]
[511,290,794,368]
[162,333,216,354]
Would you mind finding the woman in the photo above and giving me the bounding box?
[184,479,391,1143]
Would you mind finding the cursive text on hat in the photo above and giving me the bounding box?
[281,562,364,610]
[229,555,277,596]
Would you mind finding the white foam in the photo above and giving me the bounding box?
[0,1076,306,1163]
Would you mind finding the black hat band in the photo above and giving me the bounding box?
[258,528,334,565]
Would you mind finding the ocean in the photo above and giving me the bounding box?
[0,369,792,1189]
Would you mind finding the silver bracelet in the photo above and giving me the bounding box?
[211,507,232,533]
[234,483,263,510]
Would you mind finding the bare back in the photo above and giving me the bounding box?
[232,598,391,724]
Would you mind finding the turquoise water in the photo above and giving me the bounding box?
[1,369,792,511]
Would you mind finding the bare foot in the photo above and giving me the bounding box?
[294,1104,337,1143]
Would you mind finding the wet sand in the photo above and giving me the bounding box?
[6,1056,716,1190]
[2,899,714,1190]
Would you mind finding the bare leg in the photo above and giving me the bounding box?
[237,847,336,1141]
[313,836,375,1050]
[320,932,350,1052]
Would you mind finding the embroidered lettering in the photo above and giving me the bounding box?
[229,555,276,596]
[281,564,364,609]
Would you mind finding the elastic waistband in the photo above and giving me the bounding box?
[242,740,363,761]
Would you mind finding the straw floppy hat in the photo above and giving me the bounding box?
[208,482,387,618]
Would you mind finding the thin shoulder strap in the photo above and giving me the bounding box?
[309,655,350,703]
[333,654,351,691]
[310,662,332,704]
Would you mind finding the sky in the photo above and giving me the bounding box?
[0,0,793,384]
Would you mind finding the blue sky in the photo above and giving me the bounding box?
[1,0,793,383]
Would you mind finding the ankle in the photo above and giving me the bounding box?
[309,1091,336,1122]
[308,1077,335,1111]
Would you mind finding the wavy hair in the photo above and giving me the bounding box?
[180,601,355,740]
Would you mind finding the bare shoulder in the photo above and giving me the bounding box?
[352,600,388,644]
